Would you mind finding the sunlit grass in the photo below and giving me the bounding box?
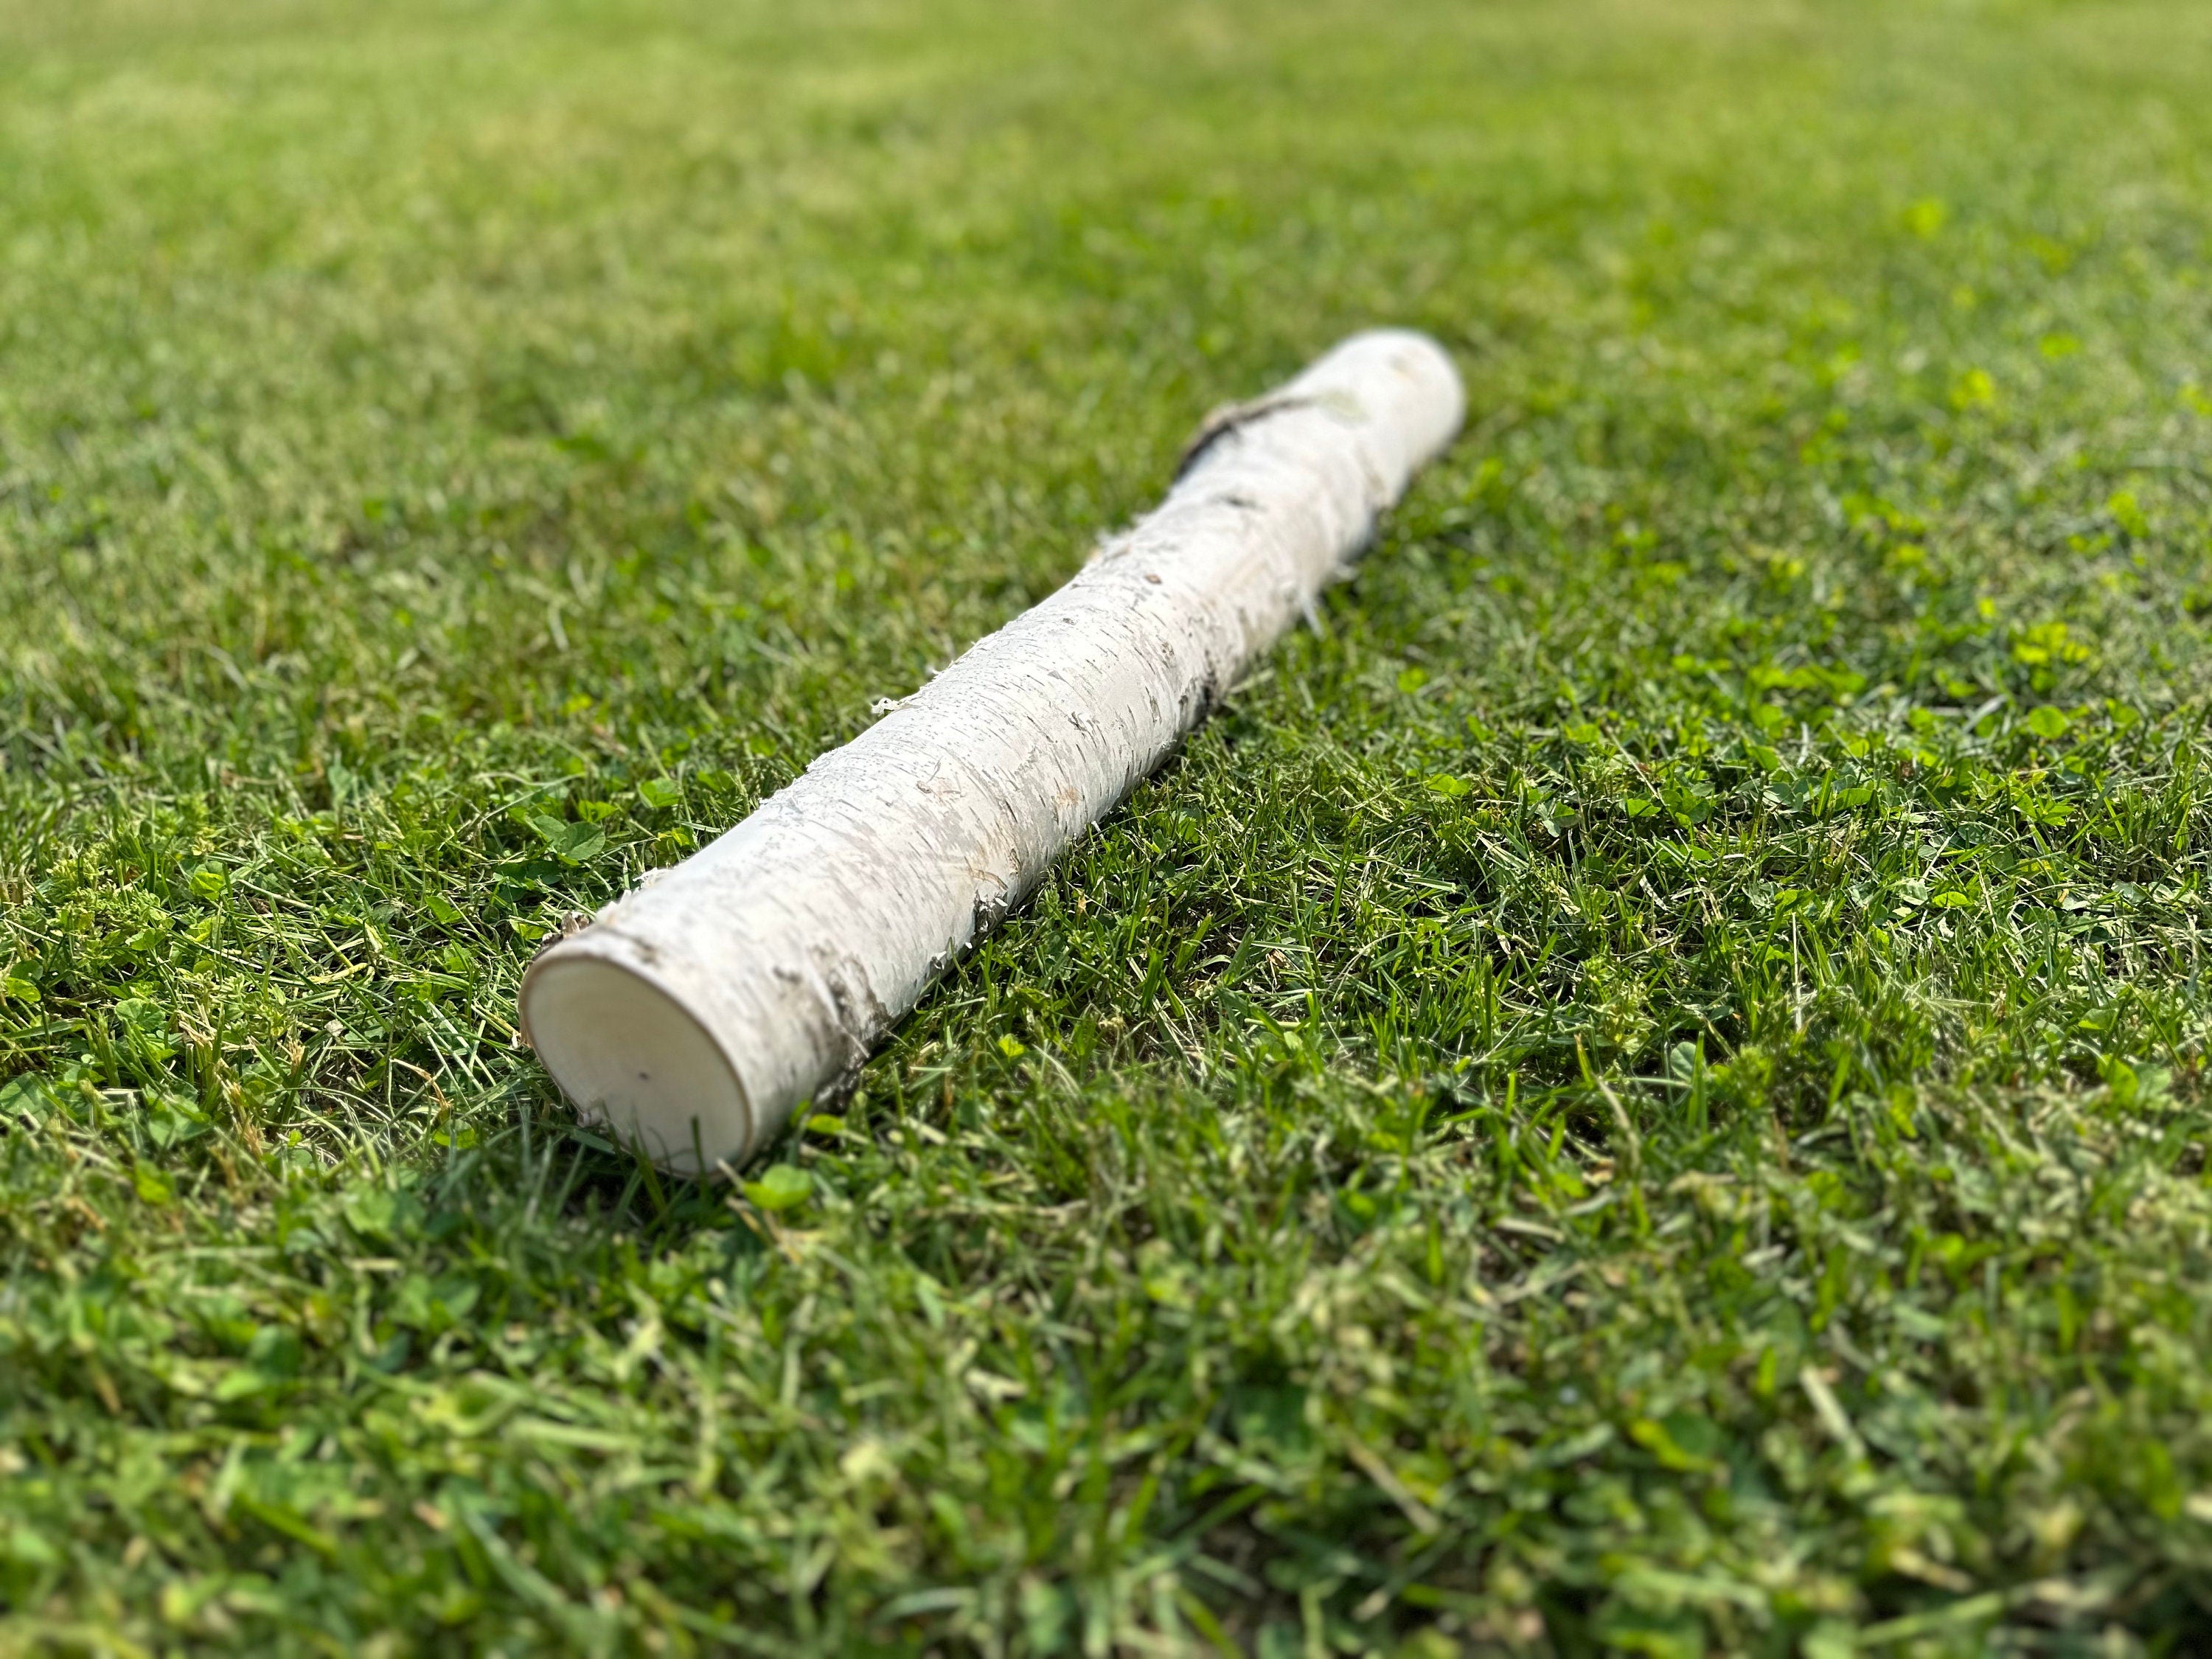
[5,0,2212,1651]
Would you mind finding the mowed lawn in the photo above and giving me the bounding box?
[6,0,2212,1652]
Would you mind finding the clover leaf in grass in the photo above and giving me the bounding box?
[113,997,175,1062]
[392,1273,479,1334]
[528,813,607,866]
[341,1184,424,1242]
[0,1075,53,1122]
[637,776,683,810]
[132,1162,173,1206]
[743,1164,813,1211]
[1630,1411,1724,1473]
[214,1326,305,1400]
[1952,367,1996,409]
[4,1525,58,1568]
[2026,705,2070,740]
[145,1089,209,1150]
[1425,773,1470,798]
[1905,196,1948,238]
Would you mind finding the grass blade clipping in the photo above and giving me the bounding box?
[521,330,1465,1172]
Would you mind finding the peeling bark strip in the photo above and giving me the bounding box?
[521,331,1466,1173]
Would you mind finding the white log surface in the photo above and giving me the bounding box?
[521,330,1465,1173]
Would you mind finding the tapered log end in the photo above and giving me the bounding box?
[521,950,754,1178]
[1309,327,1467,470]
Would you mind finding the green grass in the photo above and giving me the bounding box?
[6,0,2212,1652]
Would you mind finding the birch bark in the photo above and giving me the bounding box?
[521,330,1464,1172]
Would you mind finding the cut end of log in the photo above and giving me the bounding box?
[521,953,754,1176]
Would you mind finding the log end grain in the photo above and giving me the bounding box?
[524,950,755,1175]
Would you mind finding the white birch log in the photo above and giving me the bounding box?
[521,330,1464,1173]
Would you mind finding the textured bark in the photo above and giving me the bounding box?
[521,330,1465,1172]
